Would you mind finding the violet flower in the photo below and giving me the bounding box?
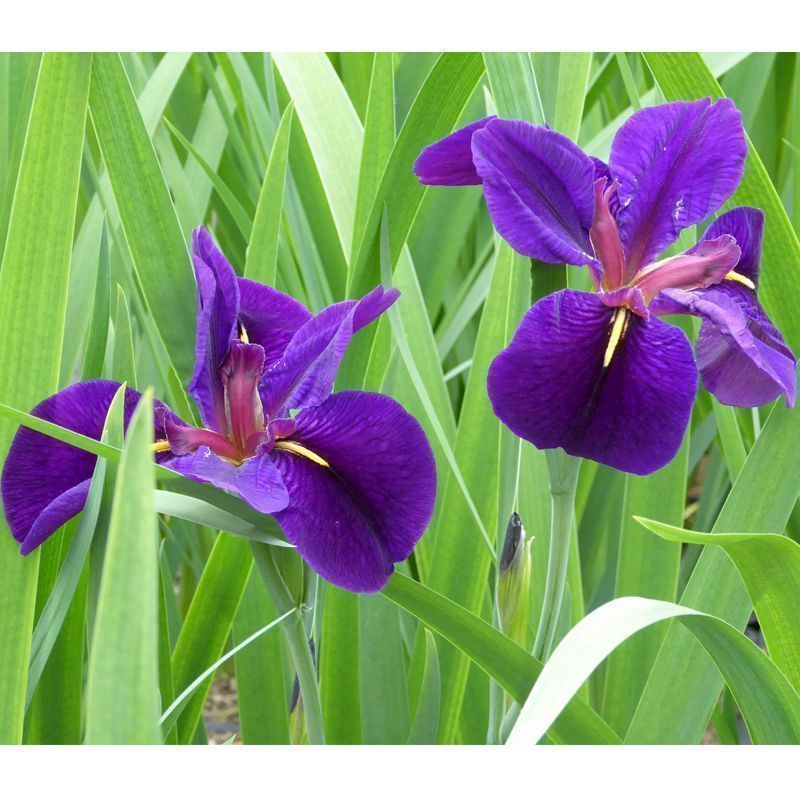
[415,99,796,475]
[1,228,436,592]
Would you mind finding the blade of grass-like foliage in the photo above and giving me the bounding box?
[348,52,485,298]
[273,53,361,261]
[601,437,688,735]
[111,285,136,387]
[627,401,800,743]
[320,586,361,743]
[0,53,91,743]
[161,607,293,740]
[408,629,440,744]
[358,593,410,744]
[245,103,294,284]
[380,217,493,558]
[484,53,545,123]
[422,242,530,743]
[233,574,291,744]
[85,391,160,744]
[644,51,800,351]
[153,490,290,546]
[25,386,126,710]
[89,53,195,384]
[164,117,253,239]
[381,573,620,744]
[508,597,800,746]
[637,518,800,692]
[352,53,395,249]
[714,400,748,480]
[170,532,253,743]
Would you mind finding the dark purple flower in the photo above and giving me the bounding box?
[1,227,436,592]
[415,99,796,475]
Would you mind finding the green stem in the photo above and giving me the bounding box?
[250,542,325,745]
[531,449,581,661]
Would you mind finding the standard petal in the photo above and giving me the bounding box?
[656,285,796,408]
[237,278,312,367]
[259,286,398,418]
[188,227,240,432]
[487,290,697,475]
[610,98,747,272]
[1,381,165,552]
[165,448,289,514]
[271,391,436,593]
[470,119,596,265]
[693,206,764,286]
[413,116,496,186]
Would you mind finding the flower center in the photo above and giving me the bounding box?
[220,339,266,457]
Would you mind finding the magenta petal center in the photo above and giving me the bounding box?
[220,340,267,456]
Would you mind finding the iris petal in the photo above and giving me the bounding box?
[470,119,597,266]
[260,286,398,418]
[610,98,747,272]
[237,278,312,368]
[1,381,170,553]
[165,448,289,514]
[271,391,436,593]
[413,116,496,186]
[487,290,697,475]
[655,285,796,408]
[189,227,240,432]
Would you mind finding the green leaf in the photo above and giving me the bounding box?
[626,401,800,743]
[508,597,800,745]
[407,629,440,745]
[170,532,253,743]
[636,517,800,692]
[89,53,195,384]
[381,573,620,745]
[85,391,160,744]
[111,285,137,387]
[273,53,361,260]
[245,103,294,284]
[0,52,91,743]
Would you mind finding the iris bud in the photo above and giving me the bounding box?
[497,512,532,647]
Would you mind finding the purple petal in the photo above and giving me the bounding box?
[413,116,496,186]
[656,285,796,408]
[165,448,289,514]
[693,206,764,287]
[188,227,240,432]
[471,119,597,266]
[1,381,168,553]
[260,287,398,418]
[632,234,741,302]
[237,278,312,367]
[610,99,747,272]
[271,391,436,592]
[487,290,697,475]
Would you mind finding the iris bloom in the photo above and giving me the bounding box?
[415,99,796,475]
[1,228,436,592]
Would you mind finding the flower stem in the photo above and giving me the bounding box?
[531,449,581,661]
[250,542,326,745]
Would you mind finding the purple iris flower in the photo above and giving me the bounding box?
[1,227,436,592]
[415,99,796,475]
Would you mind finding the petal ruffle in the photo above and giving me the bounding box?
[260,286,399,418]
[237,278,312,368]
[471,119,596,266]
[655,285,796,408]
[487,290,697,475]
[1,381,164,553]
[693,206,764,287]
[610,98,747,272]
[165,448,289,514]
[413,116,496,186]
[188,227,240,432]
[271,391,436,592]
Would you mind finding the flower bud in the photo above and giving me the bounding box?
[497,512,532,647]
